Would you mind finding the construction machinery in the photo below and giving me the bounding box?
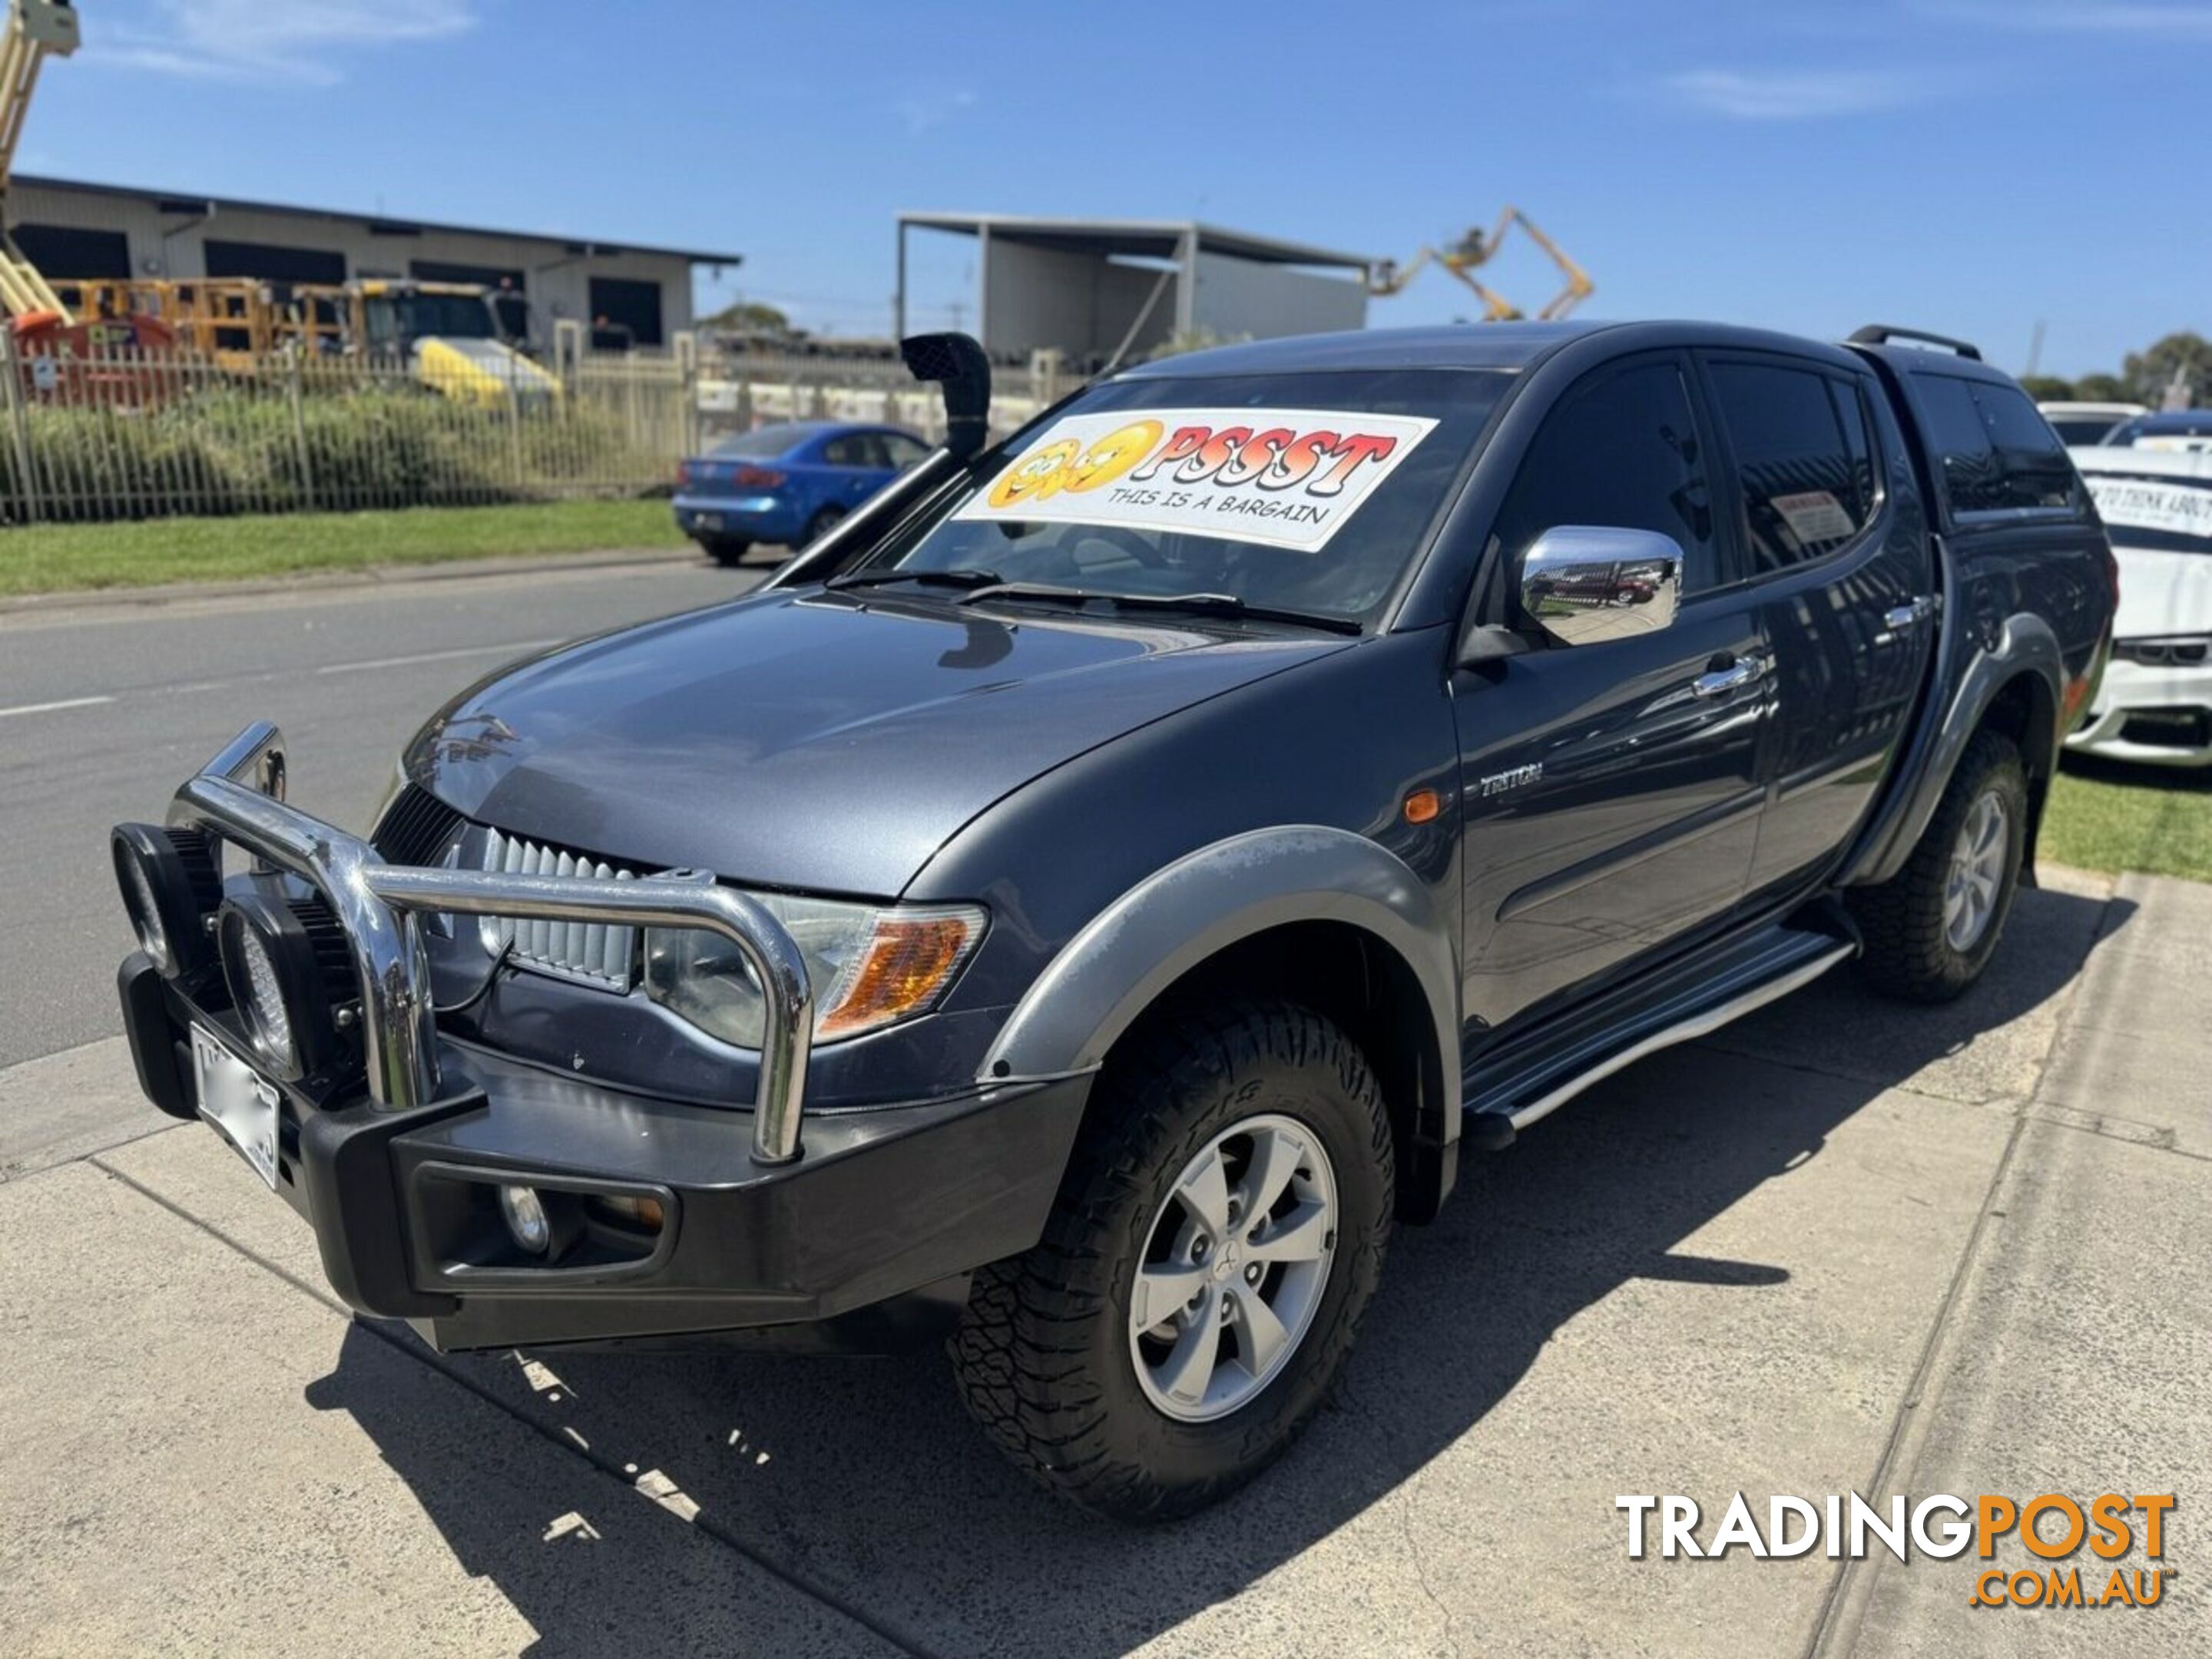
[0,0,177,399]
[1369,207,1594,322]
[0,3,548,402]
[0,0,75,323]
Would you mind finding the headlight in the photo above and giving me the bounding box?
[644,896,984,1048]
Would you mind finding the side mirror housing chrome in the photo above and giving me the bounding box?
[1515,525,1684,647]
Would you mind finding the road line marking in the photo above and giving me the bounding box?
[314,638,563,676]
[0,694,114,719]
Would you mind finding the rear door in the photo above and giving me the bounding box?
[1697,352,1936,892]
[1454,353,1771,1035]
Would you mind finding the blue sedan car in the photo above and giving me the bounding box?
[674,421,932,565]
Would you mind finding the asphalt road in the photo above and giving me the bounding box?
[0,558,752,1070]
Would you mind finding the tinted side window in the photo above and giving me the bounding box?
[822,435,867,467]
[1974,384,2081,512]
[1494,361,1719,593]
[882,432,930,469]
[1832,378,1876,519]
[1707,361,1873,571]
[1913,375,2005,514]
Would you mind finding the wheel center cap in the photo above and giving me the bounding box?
[1211,1242,1240,1281]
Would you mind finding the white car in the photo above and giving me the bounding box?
[2068,445,2212,767]
[2038,399,2147,447]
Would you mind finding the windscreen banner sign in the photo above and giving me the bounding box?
[955,408,1439,552]
[2084,473,2212,544]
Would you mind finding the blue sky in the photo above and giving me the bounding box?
[32,1,2212,377]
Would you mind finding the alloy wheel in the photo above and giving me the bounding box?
[1127,1113,1338,1423]
[1943,789,2008,952]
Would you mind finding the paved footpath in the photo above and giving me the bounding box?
[0,870,2205,1657]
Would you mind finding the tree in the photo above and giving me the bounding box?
[2018,374,2075,401]
[2073,373,2130,403]
[697,299,793,336]
[2121,331,2212,408]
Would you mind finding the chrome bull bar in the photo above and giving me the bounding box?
[167,721,814,1164]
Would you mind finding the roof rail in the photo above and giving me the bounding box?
[1846,324,1982,361]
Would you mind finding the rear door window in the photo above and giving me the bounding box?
[1706,359,1876,572]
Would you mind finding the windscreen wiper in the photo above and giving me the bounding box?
[955,581,1361,635]
[826,566,1005,592]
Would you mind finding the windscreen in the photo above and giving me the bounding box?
[873,368,1510,624]
[2048,416,2124,446]
[396,293,500,339]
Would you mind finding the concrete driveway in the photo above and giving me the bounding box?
[2,868,2206,1657]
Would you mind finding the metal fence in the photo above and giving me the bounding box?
[0,337,1077,526]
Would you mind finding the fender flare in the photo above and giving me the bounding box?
[1854,611,2064,886]
[982,825,1462,1126]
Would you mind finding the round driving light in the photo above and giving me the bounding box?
[215,889,351,1083]
[111,823,223,979]
[499,1184,551,1254]
[124,853,168,962]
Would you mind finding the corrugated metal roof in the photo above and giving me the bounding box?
[13,174,742,266]
[898,212,1375,271]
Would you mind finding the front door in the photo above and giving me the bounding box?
[1454,355,1770,1037]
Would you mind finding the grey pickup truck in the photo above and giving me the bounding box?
[111,321,2114,1520]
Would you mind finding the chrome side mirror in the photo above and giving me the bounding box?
[1517,526,1684,647]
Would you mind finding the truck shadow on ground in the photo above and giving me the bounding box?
[310,883,2125,1659]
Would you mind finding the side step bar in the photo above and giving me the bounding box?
[1462,923,1857,1150]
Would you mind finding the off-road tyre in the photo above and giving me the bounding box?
[949,998,1393,1523]
[1849,728,2028,1002]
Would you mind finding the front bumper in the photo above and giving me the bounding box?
[2065,657,2212,768]
[117,723,1089,1352]
[122,952,1086,1351]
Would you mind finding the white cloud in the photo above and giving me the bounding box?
[1662,67,1934,121]
[1923,1,2212,38]
[895,88,976,135]
[90,1,475,87]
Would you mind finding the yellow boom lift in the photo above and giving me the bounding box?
[0,0,78,323]
[1369,207,1594,322]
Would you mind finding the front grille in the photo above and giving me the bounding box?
[373,784,465,867]
[479,829,639,990]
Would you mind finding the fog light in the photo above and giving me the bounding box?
[499,1184,551,1254]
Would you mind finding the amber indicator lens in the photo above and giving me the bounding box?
[1402,788,1442,824]
[821,914,977,1037]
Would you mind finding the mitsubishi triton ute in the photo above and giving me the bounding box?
[110,322,2114,1520]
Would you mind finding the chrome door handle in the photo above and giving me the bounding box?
[1883,595,1936,631]
[1692,656,1765,698]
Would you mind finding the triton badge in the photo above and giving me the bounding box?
[1479,762,1544,797]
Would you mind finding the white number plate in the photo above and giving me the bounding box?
[696,512,724,530]
[192,1025,280,1190]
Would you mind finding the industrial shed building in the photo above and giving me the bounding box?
[6,174,738,351]
[896,213,1377,369]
